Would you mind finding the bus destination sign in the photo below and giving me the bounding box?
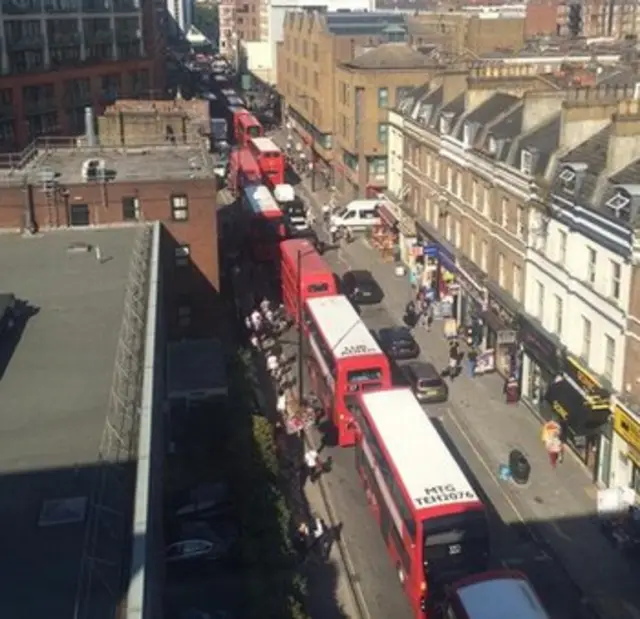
[414,484,476,507]
[340,343,377,357]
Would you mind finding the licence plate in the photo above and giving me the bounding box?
[421,389,438,397]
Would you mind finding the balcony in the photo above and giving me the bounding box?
[24,98,58,116]
[6,36,45,52]
[44,0,81,12]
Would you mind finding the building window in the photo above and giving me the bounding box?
[586,247,596,285]
[482,185,490,216]
[174,244,190,267]
[471,179,479,209]
[581,316,592,362]
[481,240,488,271]
[513,264,522,302]
[536,280,544,320]
[171,194,189,221]
[516,205,524,239]
[558,230,567,265]
[122,196,140,221]
[312,43,319,62]
[604,335,615,382]
[447,166,453,191]
[610,261,621,300]
[445,213,453,241]
[500,197,508,227]
[553,294,563,336]
[426,153,432,178]
[454,220,461,248]
[377,87,389,109]
[70,203,90,227]
[520,149,533,175]
[498,253,505,287]
[432,200,440,223]
[377,123,388,145]
[469,231,476,262]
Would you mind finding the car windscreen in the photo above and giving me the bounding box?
[417,377,442,389]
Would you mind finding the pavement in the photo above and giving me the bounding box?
[279,160,640,619]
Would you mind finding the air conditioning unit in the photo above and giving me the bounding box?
[81,158,105,181]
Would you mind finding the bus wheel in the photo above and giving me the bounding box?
[396,564,405,585]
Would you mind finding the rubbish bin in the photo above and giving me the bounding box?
[509,449,531,485]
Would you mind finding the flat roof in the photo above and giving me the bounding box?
[361,388,479,509]
[306,295,381,360]
[457,576,550,619]
[280,238,332,274]
[0,227,147,619]
[0,144,215,186]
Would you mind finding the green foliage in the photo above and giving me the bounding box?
[224,349,310,619]
[194,5,219,42]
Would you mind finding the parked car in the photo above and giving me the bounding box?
[342,270,384,305]
[377,326,420,360]
[401,361,449,403]
[166,520,237,568]
[169,482,233,522]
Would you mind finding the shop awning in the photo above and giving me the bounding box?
[545,379,610,436]
[377,204,398,227]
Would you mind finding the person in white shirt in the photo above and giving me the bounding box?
[249,334,260,350]
[250,309,262,333]
[260,298,270,314]
[304,448,320,482]
[312,517,325,540]
[267,352,279,378]
[265,308,275,325]
[276,390,287,416]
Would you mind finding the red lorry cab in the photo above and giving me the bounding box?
[235,110,263,147]
[249,136,286,188]
[351,388,489,618]
[280,238,336,320]
[303,295,391,446]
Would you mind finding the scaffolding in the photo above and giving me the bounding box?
[73,225,154,619]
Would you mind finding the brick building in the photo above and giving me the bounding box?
[0,0,165,153]
[219,0,268,59]
[0,138,218,341]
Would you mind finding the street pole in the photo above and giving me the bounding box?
[311,135,316,193]
[297,249,304,406]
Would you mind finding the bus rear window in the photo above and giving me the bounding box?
[347,368,382,384]
[423,511,488,547]
[307,283,329,294]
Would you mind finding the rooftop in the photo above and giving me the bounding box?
[0,140,214,187]
[325,10,407,35]
[456,92,520,140]
[343,43,434,70]
[0,227,149,619]
[515,114,562,177]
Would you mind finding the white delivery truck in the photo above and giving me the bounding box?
[274,184,309,231]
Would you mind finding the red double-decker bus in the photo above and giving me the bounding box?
[235,110,263,147]
[229,147,262,193]
[445,570,550,619]
[280,238,337,321]
[249,137,286,187]
[303,295,391,446]
[242,184,286,261]
[351,388,489,618]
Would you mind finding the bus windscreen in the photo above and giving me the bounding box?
[347,368,383,384]
[422,511,489,581]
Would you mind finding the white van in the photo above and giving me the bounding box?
[331,199,382,230]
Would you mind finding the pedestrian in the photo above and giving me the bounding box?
[249,334,260,350]
[294,522,310,558]
[304,447,321,482]
[329,224,339,244]
[276,389,287,417]
[448,341,459,380]
[267,351,279,379]
[322,203,331,224]
[409,269,418,292]
[546,435,563,469]
[467,347,478,377]
[344,226,353,243]
[250,308,262,333]
[260,297,271,315]
[426,302,434,331]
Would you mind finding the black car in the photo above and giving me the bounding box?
[377,326,420,360]
[342,270,384,305]
[401,361,449,403]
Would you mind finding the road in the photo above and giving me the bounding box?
[275,206,596,619]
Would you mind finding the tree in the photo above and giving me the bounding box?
[194,4,219,44]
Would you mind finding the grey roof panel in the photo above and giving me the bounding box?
[518,114,561,176]
[345,43,434,70]
[456,93,519,141]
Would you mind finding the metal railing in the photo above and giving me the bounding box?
[73,224,153,619]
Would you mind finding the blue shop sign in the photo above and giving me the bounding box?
[422,242,456,272]
[422,243,439,258]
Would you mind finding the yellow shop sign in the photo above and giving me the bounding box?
[613,403,640,466]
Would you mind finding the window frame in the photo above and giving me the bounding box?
[174,244,190,267]
[377,87,389,109]
[171,194,189,221]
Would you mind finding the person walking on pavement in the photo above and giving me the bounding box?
[467,347,478,377]
[322,202,331,224]
[304,447,321,483]
[546,434,563,469]
[329,224,339,245]
[294,522,310,559]
[447,340,460,380]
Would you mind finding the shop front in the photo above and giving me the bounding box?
[544,355,612,478]
[611,398,640,493]
[455,255,486,343]
[370,203,401,263]
[482,283,519,377]
[519,314,564,419]
[381,192,418,267]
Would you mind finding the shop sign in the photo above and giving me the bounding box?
[519,317,561,373]
[455,268,484,306]
[565,356,609,409]
[613,403,640,466]
[422,243,439,258]
[486,293,516,327]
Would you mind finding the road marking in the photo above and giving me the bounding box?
[444,412,541,545]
